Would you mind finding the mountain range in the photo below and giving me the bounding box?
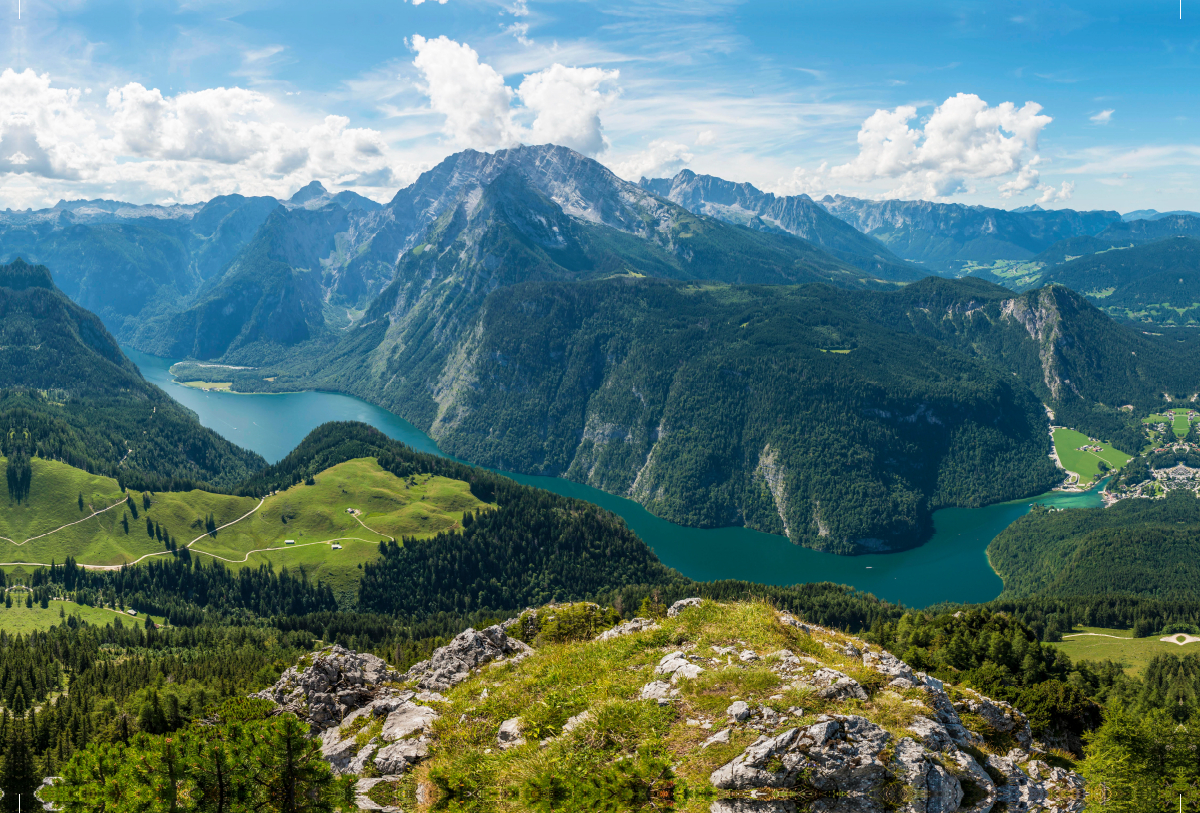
[18,141,1200,549]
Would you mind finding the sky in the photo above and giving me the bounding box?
[0,0,1198,212]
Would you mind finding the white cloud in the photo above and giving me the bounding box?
[517,64,620,156]
[410,35,519,150]
[0,68,417,209]
[409,0,449,5]
[1089,109,1114,124]
[410,36,621,158]
[1035,181,1074,204]
[695,129,716,146]
[772,162,831,197]
[609,139,692,180]
[829,93,1053,199]
[505,22,533,46]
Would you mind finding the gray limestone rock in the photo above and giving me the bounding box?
[381,702,440,742]
[906,716,957,752]
[497,717,525,749]
[667,597,703,617]
[654,651,704,683]
[951,750,997,813]
[956,695,1034,749]
[891,737,962,813]
[403,626,533,692]
[710,714,891,794]
[726,701,751,722]
[703,728,732,748]
[639,680,672,701]
[806,668,869,702]
[561,710,592,734]
[595,617,660,641]
[373,739,429,774]
[347,739,380,775]
[250,645,401,732]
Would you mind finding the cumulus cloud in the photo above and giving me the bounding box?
[410,36,621,157]
[696,129,716,146]
[0,68,414,209]
[830,93,1053,199]
[518,64,620,155]
[1036,181,1074,204]
[609,139,692,181]
[410,35,519,150]
[1090,109,1114,124]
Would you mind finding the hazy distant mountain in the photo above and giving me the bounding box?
[1096,214,1200,243]
[1122,209,1200,222]
[639,170,923,281]
[817,195,1121,273]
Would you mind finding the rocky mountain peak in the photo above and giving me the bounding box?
[289,180,329,205]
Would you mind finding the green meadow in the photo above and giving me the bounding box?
[1143,408,1194,439]
[1049,626,1200,676]
[0,596,165,635]
[0,456,492,601]
[1052,428,1132,481]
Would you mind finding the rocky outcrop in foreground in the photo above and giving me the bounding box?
[252,624,532,806]
[255,602,1086,813]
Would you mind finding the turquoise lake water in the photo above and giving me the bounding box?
[127,348,1103,608]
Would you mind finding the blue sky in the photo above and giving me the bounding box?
[1,0,1197,211]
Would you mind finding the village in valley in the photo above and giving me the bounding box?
[1048,406,1200,505]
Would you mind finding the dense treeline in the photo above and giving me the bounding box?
[31,556,337,624]
[988,492,1200,599]
[0,259,265,490]
[0,620,316,797]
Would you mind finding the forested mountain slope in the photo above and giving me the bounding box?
[989,493,1200,599]
[0,259,264,489]
[817,195,1120,273]
[211,276,1200,551]
[639,170,922,280]
[1031,237,1200,325]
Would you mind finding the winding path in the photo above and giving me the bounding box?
[0,497,130,549]
[0,497,380,571]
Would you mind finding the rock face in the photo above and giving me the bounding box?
[402,625,533,692]
[254,630,535,779]
[667,597,703,617]
[251,645,399,732]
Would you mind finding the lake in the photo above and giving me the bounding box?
[128,348,1103,608]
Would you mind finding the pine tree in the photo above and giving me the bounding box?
[77,492,84,512]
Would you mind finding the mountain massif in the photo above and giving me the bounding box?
[0,259,264,489]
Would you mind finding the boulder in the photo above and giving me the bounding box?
[654,651,704,683]
[667,597,703,617]
[891,737,962,813]
[956,695,1034,749]
[806,668,869,701]
[347,739,380,775]
[726,701,751,722]
[703,728,732,749]
[950,750,996,813]
[251,645,401,732]
[497,717,525,749]
[319,728,360,774]
[595,617,660,641]
[906,716,957,752]
[403,626,533,692]
[639,681,672,703]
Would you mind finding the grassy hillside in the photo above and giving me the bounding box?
[0,455,490,604]
[0,596,165,634]
[1049,626,1200,677]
